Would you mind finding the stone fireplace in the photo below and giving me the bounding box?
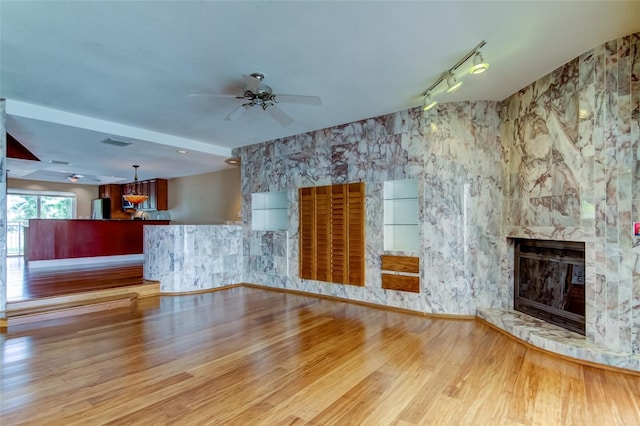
[513,239,585,335]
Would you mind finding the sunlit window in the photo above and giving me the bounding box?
[6,190,76,255]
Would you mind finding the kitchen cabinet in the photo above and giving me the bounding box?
[98,184,129,219]
[141,179,167,211]
[119,178,168,211]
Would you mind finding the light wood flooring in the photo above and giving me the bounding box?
[6,257,144,301]
[1,286,639,425]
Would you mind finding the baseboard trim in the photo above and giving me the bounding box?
[240,283,476,321]
[158,283,244,296]
[28,254,144,269]
[159,282,475,320]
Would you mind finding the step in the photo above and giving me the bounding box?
[6,292,138,327]
[7,281,159,310]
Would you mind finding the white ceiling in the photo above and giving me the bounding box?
[1,1,639,185]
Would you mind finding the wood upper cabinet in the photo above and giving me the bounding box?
[153,179,168,211]
[139,179,167,211]
[102,178,168,212]
[98,184,129,219]
[299,182,365,286]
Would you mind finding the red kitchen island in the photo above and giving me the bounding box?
[27,219,170,268]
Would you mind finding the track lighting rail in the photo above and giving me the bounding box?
[420,40,487,97]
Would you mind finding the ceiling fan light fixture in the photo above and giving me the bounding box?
[470,51,490,74]
[225,157,241,166]
[190,72,321,126]
[446,72,463,93]
[423,94,437,111]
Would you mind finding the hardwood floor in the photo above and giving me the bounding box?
[1,286,639,425]
[6,257,144,301]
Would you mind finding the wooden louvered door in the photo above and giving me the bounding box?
[299,187,315,280]
[315,186,332,282]
[298,182,365,286]
[331,184,347,283]
[346,182,365,286]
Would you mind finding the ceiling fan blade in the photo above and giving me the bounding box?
[266,105,293,126]
[242,74,262,92]
[274,94,322,106]
[224,104,251,121]
[188,93,240,99]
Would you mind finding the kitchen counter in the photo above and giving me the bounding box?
[27,219,170,267]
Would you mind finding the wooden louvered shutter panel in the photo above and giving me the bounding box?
[315,185,332,281]
[299,187,315,280]
[331,183,347,284]
[346,182,365,286]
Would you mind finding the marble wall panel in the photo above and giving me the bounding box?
[144,225,243,293]
[502,32,640,355]
[240,100,503,316]
[233,31,640,359]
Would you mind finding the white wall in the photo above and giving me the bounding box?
[168,167,241,224]
[7,178,99,218]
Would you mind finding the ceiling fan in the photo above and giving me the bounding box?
[66,174,84,183]
[190,73,322,126]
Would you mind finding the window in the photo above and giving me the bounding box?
[6,190,76,255]
[299,182,365,286]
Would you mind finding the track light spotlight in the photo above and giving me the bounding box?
[418,41,487,115]
[423,94,437,111]
[470,51,489,74]
[445,72,463,93]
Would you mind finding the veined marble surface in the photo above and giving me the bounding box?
[239,101,504,316]
[144,225,243,293]
[478,308,640,372]
[502,32,640,355]
[235,32,640,368]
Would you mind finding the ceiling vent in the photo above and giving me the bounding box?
[48,160,70,165]
[102,138,132,147]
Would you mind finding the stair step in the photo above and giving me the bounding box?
[7,293,138,326]
[7,282,158,310]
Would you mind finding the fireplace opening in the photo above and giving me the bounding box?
[514,239,585,335]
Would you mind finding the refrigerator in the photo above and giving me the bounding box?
[91,198,111,219]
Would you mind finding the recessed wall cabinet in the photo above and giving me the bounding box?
[383,179,419,252]
[251,191,288,231]
[299,182,365,286]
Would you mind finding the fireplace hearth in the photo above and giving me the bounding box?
[514,239,585,335]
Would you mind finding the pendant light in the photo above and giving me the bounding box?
[123,165,149,205]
